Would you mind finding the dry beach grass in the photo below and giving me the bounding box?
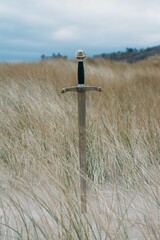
[0,58,160,239]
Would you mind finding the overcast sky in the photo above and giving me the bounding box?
[0,0,160,61]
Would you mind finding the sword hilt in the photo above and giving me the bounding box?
[61,49,102,94]
[75,49,86,85]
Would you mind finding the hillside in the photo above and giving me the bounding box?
[94,45,160,62]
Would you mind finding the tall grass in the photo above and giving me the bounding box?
[0,58,160,239]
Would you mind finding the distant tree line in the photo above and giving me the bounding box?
[40,45,160,63]
[41,53,67,61]
[93,45,160,63]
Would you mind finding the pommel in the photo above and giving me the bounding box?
[75,49,86,61]
[61,88,67,93]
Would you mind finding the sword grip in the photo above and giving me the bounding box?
[78,61,84,85]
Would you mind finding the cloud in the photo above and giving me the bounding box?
[53,27,78,41]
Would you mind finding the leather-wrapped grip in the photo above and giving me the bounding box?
[78,61,84,85]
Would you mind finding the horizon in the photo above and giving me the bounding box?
[0,44,159,63]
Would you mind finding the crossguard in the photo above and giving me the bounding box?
[61,85,102,93]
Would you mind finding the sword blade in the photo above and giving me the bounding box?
[78,90,87,213]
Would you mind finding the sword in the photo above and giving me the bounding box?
[62,49,102,213]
